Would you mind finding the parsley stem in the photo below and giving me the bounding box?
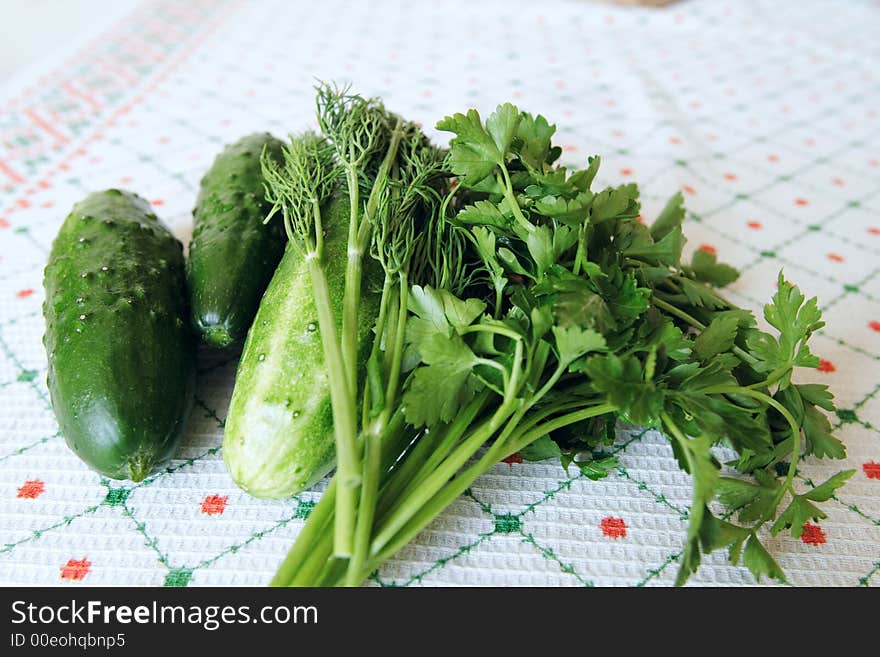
[375,391,492,521]
[459,322,522,342]
[651,296,759,367]
[651,296,706,329]
[747,366,791,391]
[499,166,534,233]
[371,340,525,555]
[658,411,705,587]
[269,477,336,587]
[701,386,802,527]
[360,403,616,581]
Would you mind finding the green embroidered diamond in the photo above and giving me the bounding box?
[295,501,316,519]
[836,409,858,424]
[104,487,131,507]
[17,369,37,382]
[164,568,193,587]
[493,513,522,533]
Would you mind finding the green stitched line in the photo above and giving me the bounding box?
[615,466,689,519]
[120,502,171,568]
[519,531,595,587]
[385,532,495,587]
[0,433,57,464]
[0,326,51,408]
[0,502,103,554]
[859,560,880,587]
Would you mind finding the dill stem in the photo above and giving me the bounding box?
[307,255,359,558]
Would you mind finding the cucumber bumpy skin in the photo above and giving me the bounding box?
[43,189,195,481]
[223,195,380,499]
[188,133,286,348]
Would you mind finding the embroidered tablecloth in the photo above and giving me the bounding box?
[1,0,878,587]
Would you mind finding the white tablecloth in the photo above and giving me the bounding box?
[1,0,878,586]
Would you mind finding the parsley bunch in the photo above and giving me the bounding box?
[269,94,851,586]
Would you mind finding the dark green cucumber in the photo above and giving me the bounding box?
[223,195,380,499]
[43,189,195,481]
[188,133,286,348]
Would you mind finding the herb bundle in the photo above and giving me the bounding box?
[263,88,851,586]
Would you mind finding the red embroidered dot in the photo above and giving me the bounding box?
[611,129,624,137]
[868,227,880,235]
[600,517,627,539]
[201,494,227,515]
[869,321,880,333]
[723,172,737,181]
[620,168,633,176]
[767,154,780,162]
[863,461,880,479]
[747,220,763,229]
[803,138,816,146]
[150,199,164,207]
[0,218,9,228]
[16,289,34,298]
[119,176,133,184]
[60,557,91,581]
[831,177,845,187]
[502,453,523,465]
[682,184,696,195]
[669,136,681,144]
[158,136,171,144]
[817,359,836,373]
[562,144,577,152]
[17,480,45,499]
[699,244,717,255]
[636,214,645,223]
[869,159,879,168]
[826,253,844,262]
[801,523,826,546]
[794,198,809,206]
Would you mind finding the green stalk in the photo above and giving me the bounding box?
[290,525,335,587]
[306,257,359,558]
[573,223,587,276]
[348,427,382,585]
[701,385,803,523]
[348,276,410,584]
[652,295,759,367]
[375,391,491,521]
[270,478,336,587]
[371,400,518,557]
[499,166,534,233]
[356,403,616,584]
[382,276,409,413]
[362,276,394,428]
[342,165,361,397]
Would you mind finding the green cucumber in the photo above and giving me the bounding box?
[223,195,380,499]
[43,189,195,481]
[188,133,286,348]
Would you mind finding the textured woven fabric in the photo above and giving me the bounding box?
[0,0,878,587]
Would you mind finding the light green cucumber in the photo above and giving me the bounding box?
[223,195,379,498]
